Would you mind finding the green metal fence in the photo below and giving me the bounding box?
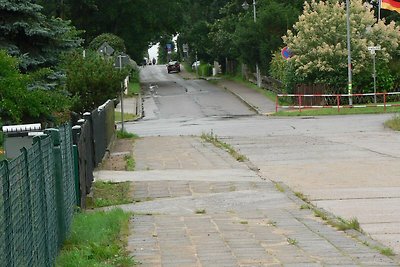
[0,124,76,267]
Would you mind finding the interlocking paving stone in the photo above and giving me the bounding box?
[122,136,400,266]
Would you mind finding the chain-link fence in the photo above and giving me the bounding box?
[0,124,76,267]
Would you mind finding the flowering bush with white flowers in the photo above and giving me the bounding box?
[282,0,400,92]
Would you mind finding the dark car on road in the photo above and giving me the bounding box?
[167,61,180,73]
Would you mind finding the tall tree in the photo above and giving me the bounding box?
[0,0,82,72]
[283,0,400,92]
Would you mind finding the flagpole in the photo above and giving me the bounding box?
[378,0,381,21]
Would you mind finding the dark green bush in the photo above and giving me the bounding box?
[199,63,212,77]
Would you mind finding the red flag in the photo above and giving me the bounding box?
[381,0,400,13]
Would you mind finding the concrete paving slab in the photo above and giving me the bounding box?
[103,135,400,266]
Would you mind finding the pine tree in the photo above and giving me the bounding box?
[0,0,82,72]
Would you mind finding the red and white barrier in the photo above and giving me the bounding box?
[275,92,400,113]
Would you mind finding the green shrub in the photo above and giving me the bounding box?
[199,63,212,77]
[88,33,126,53]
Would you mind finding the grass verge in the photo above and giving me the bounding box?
[115,111,137,122]
[117,130,139,139]
[56,208,136,266]
[275,106,400,116]
[201,132,247,162]
[128,82,141,96]
[223,75,277,103]
[90,181,133,208]
[385,114,400,131]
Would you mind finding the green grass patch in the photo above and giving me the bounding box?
[385,114,400,131]
[90,181,133,208]
[201,132,247,162]
[124,155,135,171]
[127,82,141,96]
[374,246,395,256]
[117,130,139,139]
[223,75,278,103]
[275,106,400,116]
[56,208,136,267]
[115,111,137,122]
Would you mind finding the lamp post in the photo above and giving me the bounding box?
[346,0,353,106]
[242,0,261,88]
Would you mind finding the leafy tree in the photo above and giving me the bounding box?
[283,0,400,92]
[63,50,129,113]
[58,0,186,62]
[0,0,82,72]
[0,50,71,124]
[88,33,126,53]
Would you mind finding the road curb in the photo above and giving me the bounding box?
[222,85,262,115]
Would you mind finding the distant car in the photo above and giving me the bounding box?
[167,61,180,73]
[192,61,200,70]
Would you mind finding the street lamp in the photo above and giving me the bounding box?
[346,0,353,106]
[242,0,261,88]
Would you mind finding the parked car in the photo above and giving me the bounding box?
[167,61,180,73]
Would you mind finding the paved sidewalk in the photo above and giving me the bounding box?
[217,80,276,115]
[115,95,142,118]
[97,136,399,266]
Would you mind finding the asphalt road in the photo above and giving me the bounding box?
[130,64,400,254]
[140,65,255,120]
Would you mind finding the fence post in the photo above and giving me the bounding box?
[1,161,13,267]
[20,147,35,266]
[337,95,340,113]
[384,93,387,112]
[298,95,302,113]
[32,136,51,266]
[275,95,278,113]
[72,126,81,207]
[44,128,66,248]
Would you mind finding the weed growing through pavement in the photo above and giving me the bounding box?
[384,114,400,131]
[313,209,328,221]
[374,246,395,256]
[332,217,361,232]
[124,154,135,171]
[300,204,311,210]
[195,209,206,214]
[274,183,285,192]
[268,220,277,227]
[240,221,248,225]
[287,238,298,245]
[201,132,248,162]
[294,191,310,203]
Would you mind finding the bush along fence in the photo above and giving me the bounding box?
[0,99,116,266]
